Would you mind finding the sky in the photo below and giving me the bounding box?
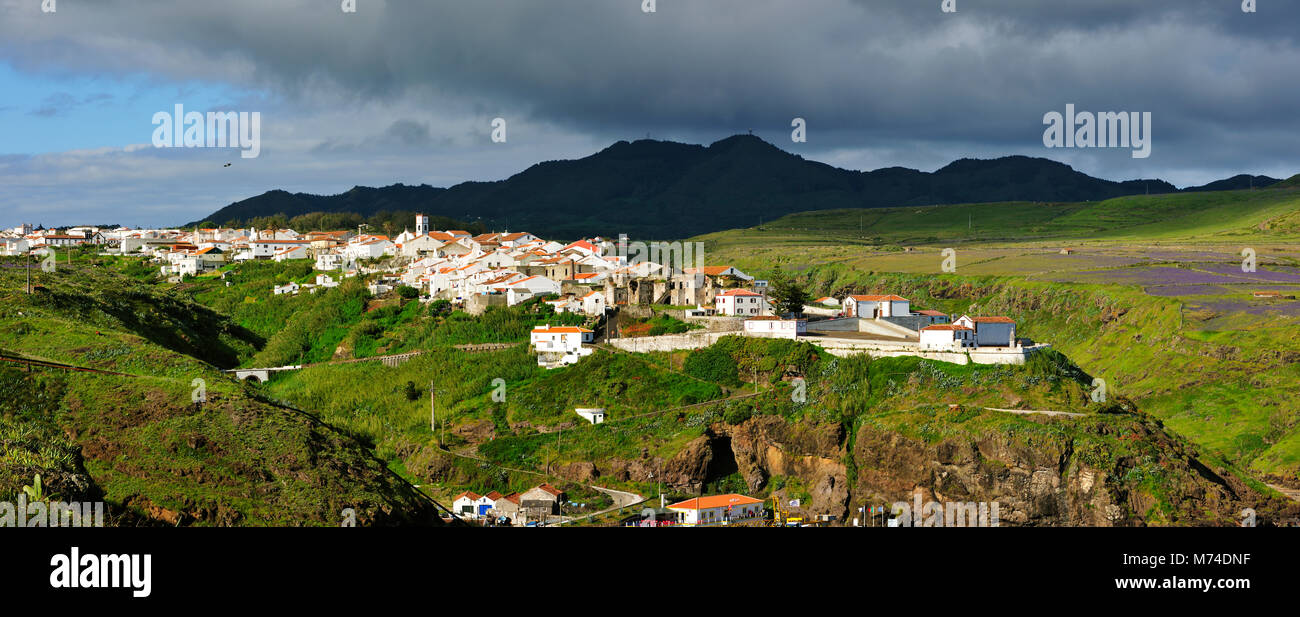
[1,0,1297,229]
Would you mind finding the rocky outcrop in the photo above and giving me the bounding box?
[452,420,497,444]
[723,416,849,519]
[852,425,1120,525]
[849,415,1286,526]
[662,435,715,490]
[555,461,599,483]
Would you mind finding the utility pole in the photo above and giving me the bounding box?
[430,381,439,447]
[26,250,31,294]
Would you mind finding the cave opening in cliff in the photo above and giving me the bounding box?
[704,435,742,492]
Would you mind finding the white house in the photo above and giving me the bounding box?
[497,232,538,248]
[575,408,606,424]
[715,289,766,316]
[315,252,343,271]
[813,296,840,306]
[531,325,594,351]
[452,491,496,519]
[345,237,395,260]
[919,324,975,350]
[530,325,595,368]
[844,294,910,318]
[166,256,202,277]
[954,315,1017,347]
[272,245,309,262]
[743,316,806,339]
[580,290,606,316]
[273,282,301,295]
[401,234,446,257]
[685,305,715,317]
[251,239,310,260]
[505,275,562,298]
[1,237,30,255]
[666,494,765,526]
[543,297,582,314]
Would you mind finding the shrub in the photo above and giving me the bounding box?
[683,346,741,387]
[403,381,421,402]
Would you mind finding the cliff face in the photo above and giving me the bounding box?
[850,413,1295,526]
[852,423,1120,525]
[547,403,1294,526]
[723,417,849,517]
[613,411,1295,526]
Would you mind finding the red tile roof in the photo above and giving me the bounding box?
[686,266,738,276]
[532,326,593,334]
[533,483,564,497]
[847,294,908,302]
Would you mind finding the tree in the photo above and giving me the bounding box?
[396,285,420,299]
[767,271,810,317]
[403,380,421,402]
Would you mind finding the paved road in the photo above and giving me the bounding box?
[593,485,644,509]
[557,486,646,526]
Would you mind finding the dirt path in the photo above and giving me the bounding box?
[1266,482,1300,503]
[984,406,1085,418]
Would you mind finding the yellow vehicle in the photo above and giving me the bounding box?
[770,494,800,526]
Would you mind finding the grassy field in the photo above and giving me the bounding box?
[696,181,1300,250]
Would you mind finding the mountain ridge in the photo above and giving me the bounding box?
[190,135,1283,239]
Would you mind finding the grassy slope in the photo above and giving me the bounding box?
[695,184,1300,249]
[0,259,439,525]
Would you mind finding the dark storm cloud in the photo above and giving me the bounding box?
[1,0,1297,187]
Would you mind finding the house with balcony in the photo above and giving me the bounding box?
[530,325,595,368]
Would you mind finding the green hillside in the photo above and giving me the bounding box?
[693,184,1300,489]
[0,258,441,526]
[698,183,1300,248]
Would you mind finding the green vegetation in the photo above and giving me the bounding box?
[697,184,1300,249]
[0,259,439,526]
[620,312,699,337]
[6,179,1300,525]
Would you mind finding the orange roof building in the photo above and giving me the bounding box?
[666,494,765,526]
